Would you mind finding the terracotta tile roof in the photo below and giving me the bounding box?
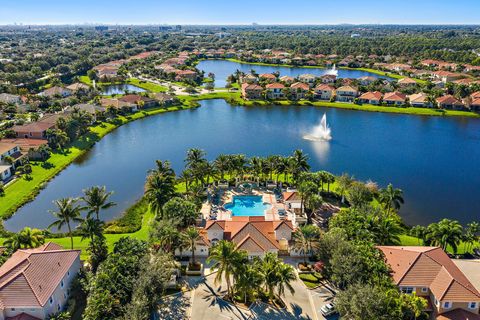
[66,83,89,91]
[279,76,295,81]
[12,122,55,134]
[336,85,358,92]
[409,92,428,104]
[383,91,407,102]
[314,84,335,92]
[241,83,263,91]
[471,98,480,106]
[359,91,382,100]
[290,82,310,91]
[471,91,480,99]
[0,139,47,152]
[266,83,285,89]
[436,309,480,320]
[0,143,18,155]
[398,77,417,85]
[0,243,80,308]
[437,95,463,105]
[283,191,301,201]
[118,94,155,104]
[260,73,276,79]
[378,246,480,302]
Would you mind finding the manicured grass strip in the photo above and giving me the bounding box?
[126,78,168,92]
[399,234,479,255]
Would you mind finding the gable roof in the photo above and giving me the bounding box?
[437,95,463,105]
[266,82,285,89]
[0,243,80,308]
[283,191,301,202]
[314,84,335,92]
[436,309,480,320]
[383,91,406,102]
[359,91,382,100]
[336,85,358,92]
[378,246,480,302]
[290,82,310,90]
[409,92,428,104]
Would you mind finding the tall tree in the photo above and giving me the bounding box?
[49,198,84,249]
[378,183,404,212]
[81,186,116,220]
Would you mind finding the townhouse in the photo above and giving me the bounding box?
[290,82,310,100]
[436,95,465,110]
[241,83,263,100]
[358,91,383,105]
[383,91,407,106]
[265,83,285,99]
[335,85,358,102]
[409,93,433,108]
[314,84,335,100]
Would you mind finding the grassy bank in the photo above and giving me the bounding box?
[399,234,479,255]
[0,105,196,219]
[223,58,424,83]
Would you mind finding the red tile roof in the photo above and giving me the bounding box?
[314,84,335,92]
[437,95,463,105]
[378,246,480,302]
[383,91,407,102]
[290,82,310,91]
[359,91,382,100]
[436,309,480,320]
[266,83,285,89]
[6,313,41,320]
[0,243,80,308]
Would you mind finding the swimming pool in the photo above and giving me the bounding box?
[224,195,272,217]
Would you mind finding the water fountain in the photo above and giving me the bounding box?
[303,113,332,141]
[326,64,338,76]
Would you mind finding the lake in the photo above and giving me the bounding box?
[100,84,146,95]
[5,99,480,231]
[196,59,393,87]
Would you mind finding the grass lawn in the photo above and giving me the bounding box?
[399,234,479,255]
[126,78,168,92]
[0,105,195,219]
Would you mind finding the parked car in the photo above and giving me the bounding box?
[320,302,337,317]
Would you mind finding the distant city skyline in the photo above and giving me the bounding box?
[2,0,480,25]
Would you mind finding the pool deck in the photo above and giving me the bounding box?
[202,189,296,223]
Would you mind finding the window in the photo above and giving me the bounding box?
[421,287,428,293]
[49,297,53,305]
[401,287,414,294]
[61,280,64,288]
[469,302,477,309]
[67,271,70,277]
[57,304,61,311]
[443,302,451,309]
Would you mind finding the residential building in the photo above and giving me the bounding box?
[289,82,310,100]
[358,76,377,86]
[174,69,197,82]
[39,86,72,98]
[204,217,293,258]
[409,93,432,108]
[383,91,407,106]
[378,246,480,320]
[64,104,105,121]
[320,74,337,84]
[283,191,303,214]
[153,93,175,106]
[314,84,335,100]
[0,93,22,105]
[0,138,49,161]
[0,243,81,320]
[66,83,90,92]
[240,74,258,84]
[241,83,263,100]
[12,122,55,140]
[432,71,465,83]
[100,98,138,112]
[436,95,465,110]
[279,76,295,85]
[398,77,417,87]
[298,74,316,87]
[259,73,276,83]
[335,85,358,102]
[119,95,157,109]
[358,91,383,105]
[0,143,24,181]
[265,83,285,99]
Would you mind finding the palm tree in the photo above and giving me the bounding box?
[19,227,45,249]
[184,226,201,266]
[275,156,289,184]
[323,172,335,193]
[151,160,175,177]
[185,148,206,169]
[179,168,194,193]
[49,198,84,249]
[293,225,321,265]
[298,180,318,222]
[427,219,464,253]
[207,240,245,299]
[235,264,264,305]
[464,222,480,253]
[337,173,354,203]
[261,253,295,301]
[378,184,404,212]
[4,233,22,251]
[77,218,104,244]
[214,154,231,181]
[369,214,403,245]
[305,194,323,224]
[276,263,296,299]
[145,172,176,218]
[289,149,310,184]
[81,186,116,220]
[410,225,428,245]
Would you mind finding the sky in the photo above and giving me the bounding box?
[1,0,480,25]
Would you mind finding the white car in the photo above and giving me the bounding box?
[320,302,336,317]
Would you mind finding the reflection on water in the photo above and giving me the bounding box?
[310,140,331,165]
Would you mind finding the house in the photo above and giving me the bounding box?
[66,83,90,92]
[377,246,480,320]
[335,86,358,102]
[0,243,81,320]
[100,98,138,112]
[397,78,417,87]
[12,121,55,140]
[469,97,480,112]
[289,82,310,100]
[153,93,175,106]
[283,191,303,214]
[321,74,337,84]
[175,70,197,82]
[432,71,465,83]
[436,95,465,110]
[265,83,285,99]
[119,95,157,109]
[240,74,258,84]
[279,76,295,85]
[383,91,407,106]
[175,228,210,258]
[241,83,263,100]
[358,91,383,105]
[358,76,377,86]
[314,84,335,100]
[298,74,316,87]
[39,86,72,98]
[0,142,24,174]
[0,138,49,161]
[64,104,105,121]
[409,93,432,108]
[96,66,118,79]
[204,217,293,258]
[259,73,277,83]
